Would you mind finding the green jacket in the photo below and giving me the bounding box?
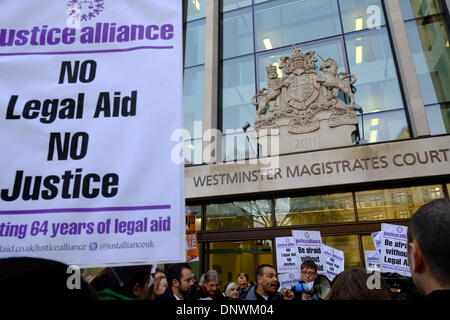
[98,288,135,301]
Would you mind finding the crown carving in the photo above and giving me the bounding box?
[280,46,317,74]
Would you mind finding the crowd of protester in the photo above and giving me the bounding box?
[0,199,449,300]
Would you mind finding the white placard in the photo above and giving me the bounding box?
[275,236,299,273]
[372,231,382,254]
[292,230,325,275]
[278,272,300,289]
[0,0,185,267]
[379,224,411,276]
[365,250,381,272]
[322,244,344,281]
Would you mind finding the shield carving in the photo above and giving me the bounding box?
[288,74,313,102]
[286,73,319,109]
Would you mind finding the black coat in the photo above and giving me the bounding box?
[425,290,450,300]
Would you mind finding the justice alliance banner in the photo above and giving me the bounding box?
[0,0,185,267]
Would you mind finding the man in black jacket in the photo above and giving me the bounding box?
[408,199,450,300]
[155,263,194,301]
[245,264,293,301]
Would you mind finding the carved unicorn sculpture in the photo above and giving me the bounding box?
[317,54,357,106]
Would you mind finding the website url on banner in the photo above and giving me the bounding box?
[0,241,154,253]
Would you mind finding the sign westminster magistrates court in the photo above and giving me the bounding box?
[0,0,185,267]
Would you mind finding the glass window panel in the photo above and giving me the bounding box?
[356,185,445,221]
[184,138,203,165]
[206,200,273,230]
[254,0,341,52]
[346,28,405,113]
[184,0,206,21]
[222,130,258,162]
[400,0,442,20]
[405,17,450,105]
[275,193,355,226]
[207,240,273,290]
[221,55,257,130]
[184,65,204,139]
[322,235,361,269]
[361,235,376,251]
[186,205,202,231]
[185,19,205,67]
[256,38,346,91]
[358,110,410,143]
[222,7,254,59]
[425,103,450,135]
[339,0,386,33]
[222,0,252,12]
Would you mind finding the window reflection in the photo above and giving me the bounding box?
[184,139,203,165]
[322,235,361,269]
[339,0,386,33]
[222,7,254,59]
[221,55,256,130]
[275,193,355,226]
[425,103,450,135]
[185,19,205,67]
[184,65,204,139]
[254,0,341,52]
[184,0,206,22]
[358,110,410,143]
[346,28,405,113]
[356,185,444,221]
[206,200,273,230]
[222,0,252,12]
[207,240,273,290]
[405,16,450,105]
[400,0,442,20]
[361,235,376,251]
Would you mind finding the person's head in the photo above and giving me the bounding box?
[325,268,391,300]
[300,260,318,283]
[236,273,249,289]
[225,282,240,300]
[198,273,205,286]
[256,264,278,295]
[90,265,152,300]
[154,268,165,282]
[154,276,168,296]
[203,270,221,296]
[0,257,98,300]
[407,199,450,295]
[166,263,194,298]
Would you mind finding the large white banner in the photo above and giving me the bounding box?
[0,0,184,267]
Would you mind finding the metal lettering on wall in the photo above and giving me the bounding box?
[185,136,450,199]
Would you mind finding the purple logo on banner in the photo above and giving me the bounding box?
[305,232,310,239]
[67,0,105,21]
[397,227,403,233]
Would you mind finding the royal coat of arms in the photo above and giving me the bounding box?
[252,47,362,137]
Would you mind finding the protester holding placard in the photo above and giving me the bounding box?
[291,260,319,301]
[407,199,450,300]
